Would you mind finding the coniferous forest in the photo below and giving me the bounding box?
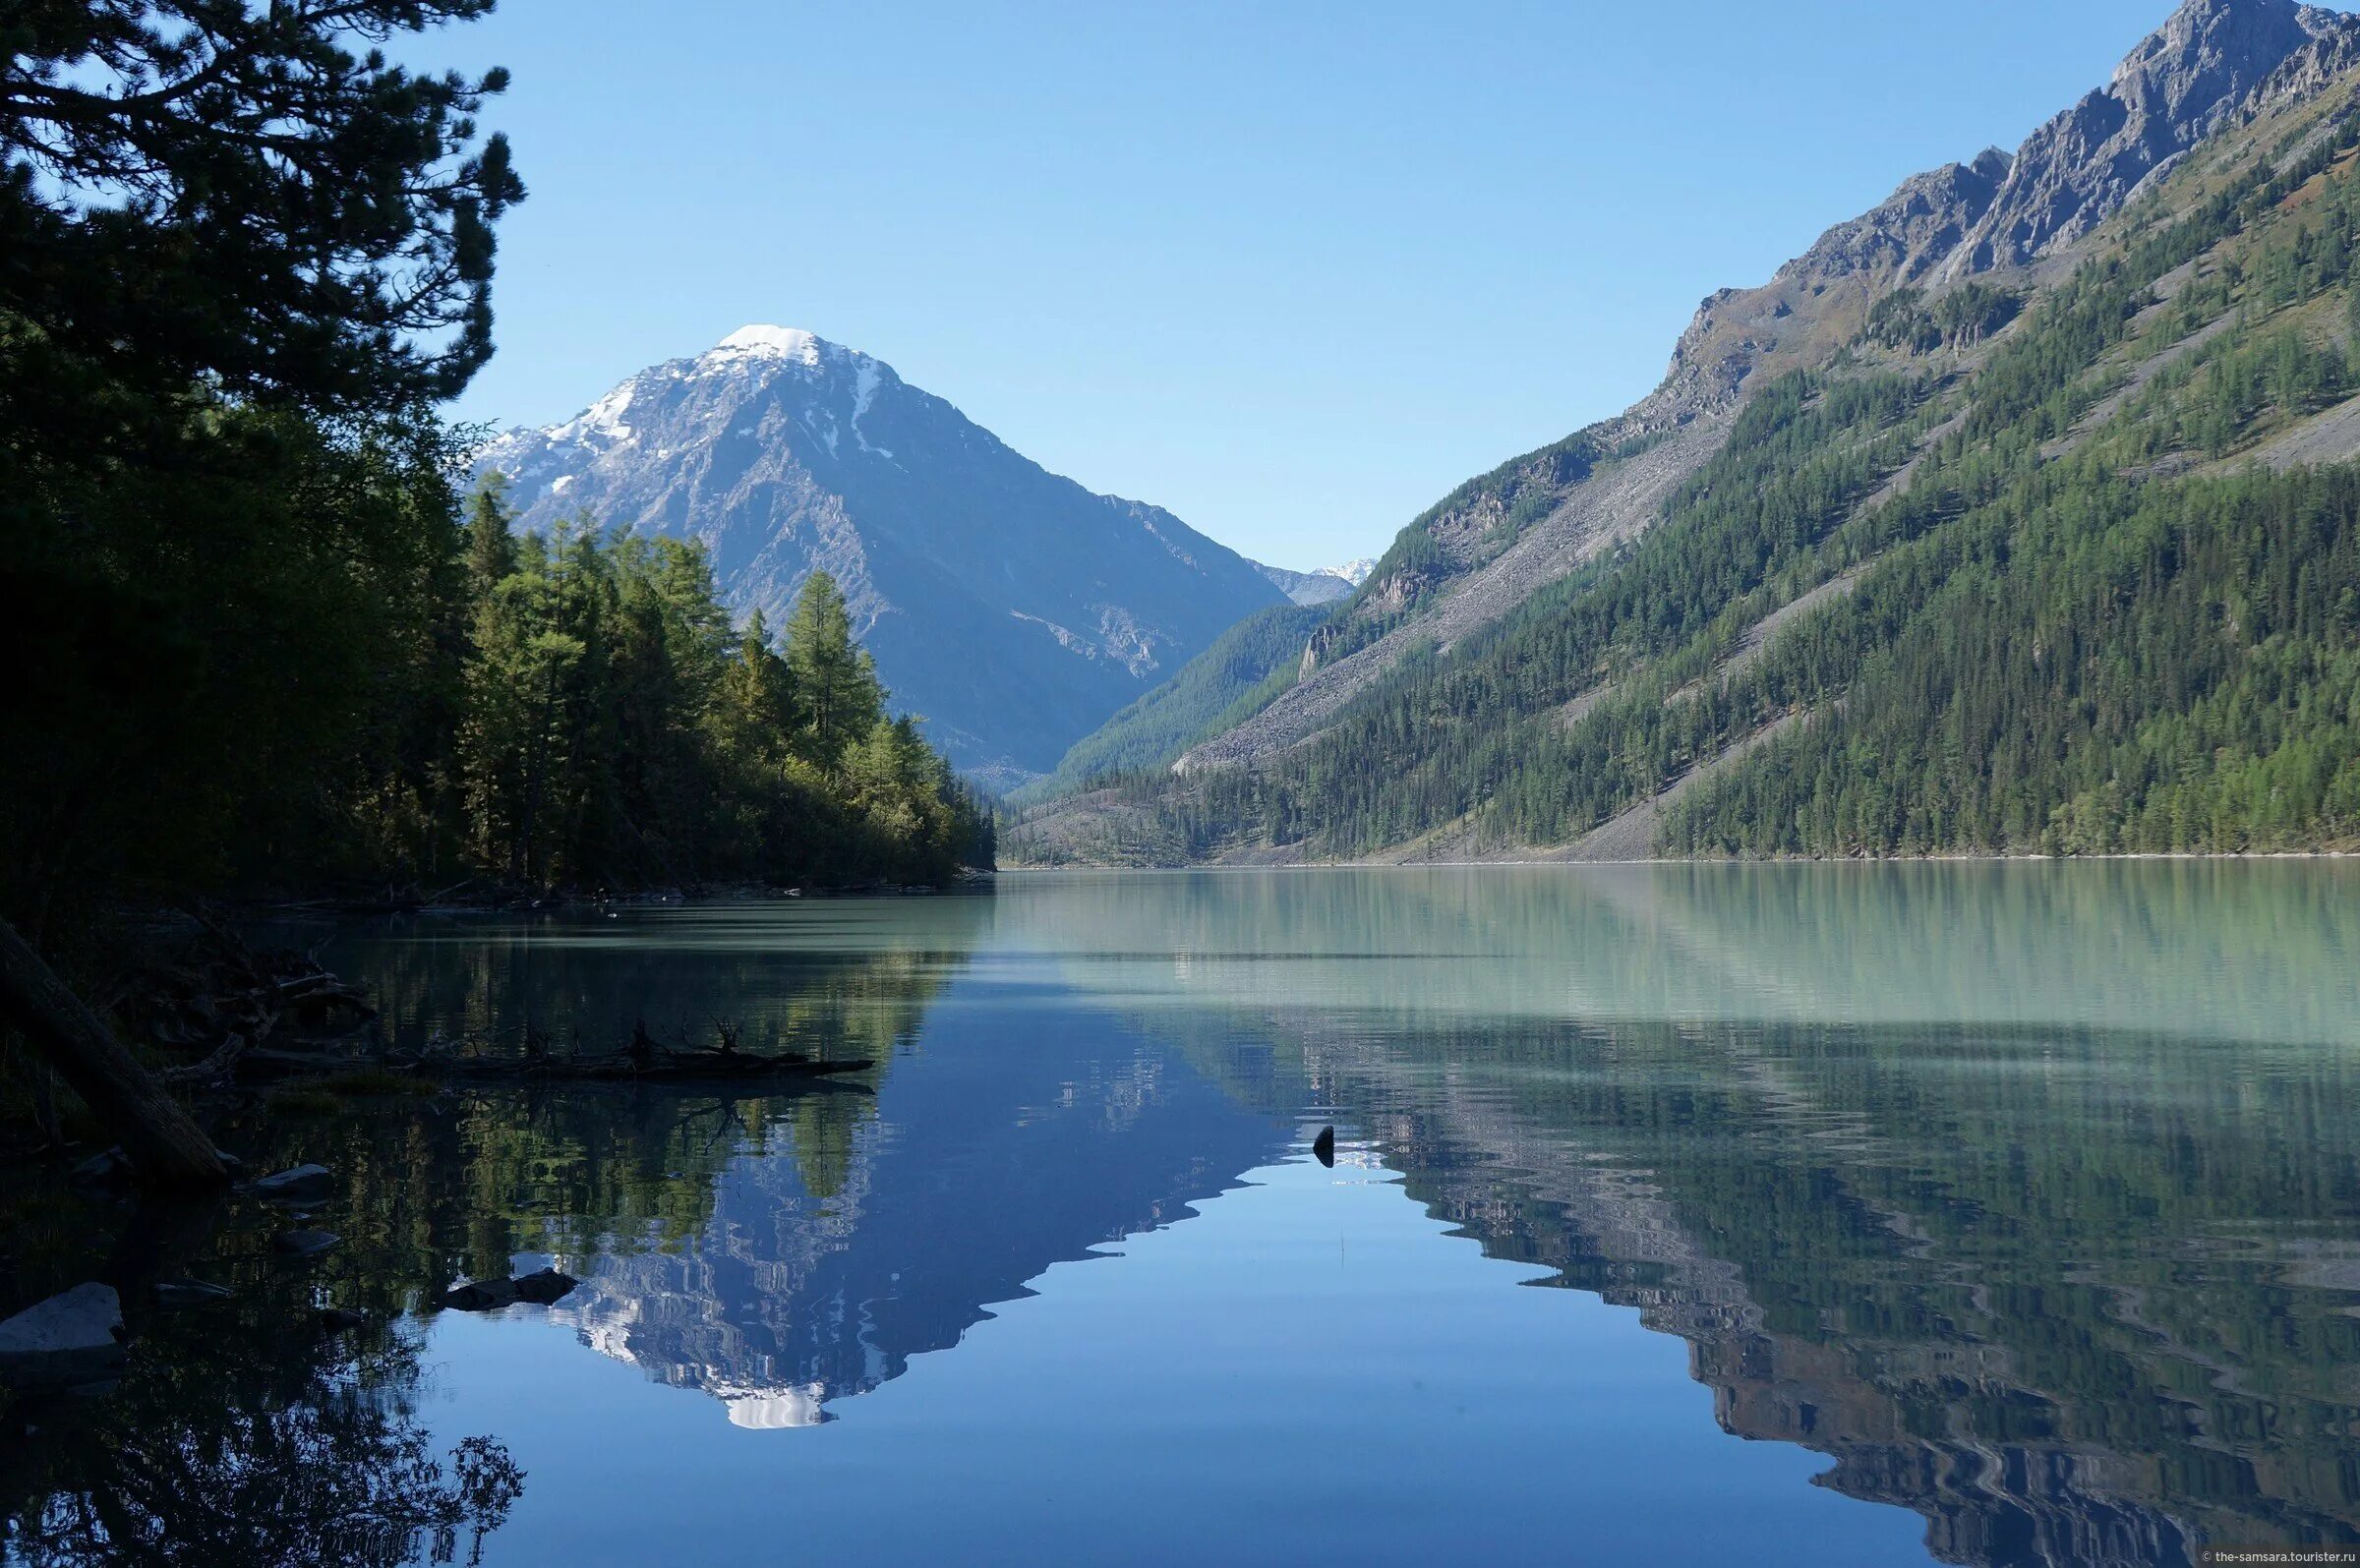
[1010,98,2360,864]
[0,4,988,940]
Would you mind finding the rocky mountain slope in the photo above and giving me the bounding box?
[1014,0,2360,864]
[476,327,1284,785]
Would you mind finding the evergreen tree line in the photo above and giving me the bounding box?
[1865,282,2024,354]
[424,480,993,892]
[0,396,990,926]
[1664,463,2360,855]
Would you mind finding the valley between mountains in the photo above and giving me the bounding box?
[481,0,2360,866]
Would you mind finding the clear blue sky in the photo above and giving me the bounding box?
[439,0,2194,570]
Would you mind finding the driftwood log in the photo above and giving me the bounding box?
[390,1042,874,1085]
[370,1016,871,1086]
[132,912,372,1074]
[0,918,226,1190]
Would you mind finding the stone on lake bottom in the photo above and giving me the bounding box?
[253,1163,334,1201]
[70,1147,132,1188]
[0,1284,127,1390]
[274,1229,340,1257]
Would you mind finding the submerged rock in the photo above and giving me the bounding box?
[442,1267,578,1312]
[511,1267,578,1306]
[70,1147,132,1188]
[152,1279,234,1307]
[440,1277,516,1311]
[273,1229,340,1258]
[0,1284,126,1389]
[253,1164,333,1201]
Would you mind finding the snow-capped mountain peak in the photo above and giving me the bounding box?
[713,323,824,362]
[471,325,1287,783]
[697,324,876,377]
[482,324,894,474]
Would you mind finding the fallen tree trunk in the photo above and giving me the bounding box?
[393,1047,876,1085]
[0,918,226,1190]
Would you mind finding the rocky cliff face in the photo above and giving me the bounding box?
[477,327,1284,784]
[1668,0,2360,411]
[1954,0,2355,271]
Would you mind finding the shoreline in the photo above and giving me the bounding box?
[995,850,2359,872]
[204,869,999,919]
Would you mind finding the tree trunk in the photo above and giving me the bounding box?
[0,918,226,1189]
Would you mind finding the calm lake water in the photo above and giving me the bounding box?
[10,864,2360,1567]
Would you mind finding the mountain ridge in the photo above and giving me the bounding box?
[1146,0,2360,785]
[1014,0,2360,863]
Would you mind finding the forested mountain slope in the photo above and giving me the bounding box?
[1009,0,2360,865]
[1011,603,1329,803]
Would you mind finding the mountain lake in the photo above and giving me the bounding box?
[7,862,2360,1568]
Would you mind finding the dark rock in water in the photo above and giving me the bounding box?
[441,1277,518,1312]
[510,1267,578,1306]
[1313,1126,1336,1168]
[70,1147,132,1188]
[316,1307,369,1333]
[273,1229,340,1258]
[442,1267,578,1311]
[0,1284,126,1390]
[253,1163,333,1201]
[152,1278,234,1307]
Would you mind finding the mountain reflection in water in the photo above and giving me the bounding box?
[1002,866,2360,1568]
[5,865,2356,1568]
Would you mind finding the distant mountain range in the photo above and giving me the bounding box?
[1015,0,2360,862]
[1254,558,1377,607]
[476,326,1287,786]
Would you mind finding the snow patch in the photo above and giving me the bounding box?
[547,381,637,447]
[852,359,885,453]
[1010,610,1098,659]
[704,324,829,371]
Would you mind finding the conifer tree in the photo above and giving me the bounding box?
[785,571,885,767]
[465,477,520,601]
